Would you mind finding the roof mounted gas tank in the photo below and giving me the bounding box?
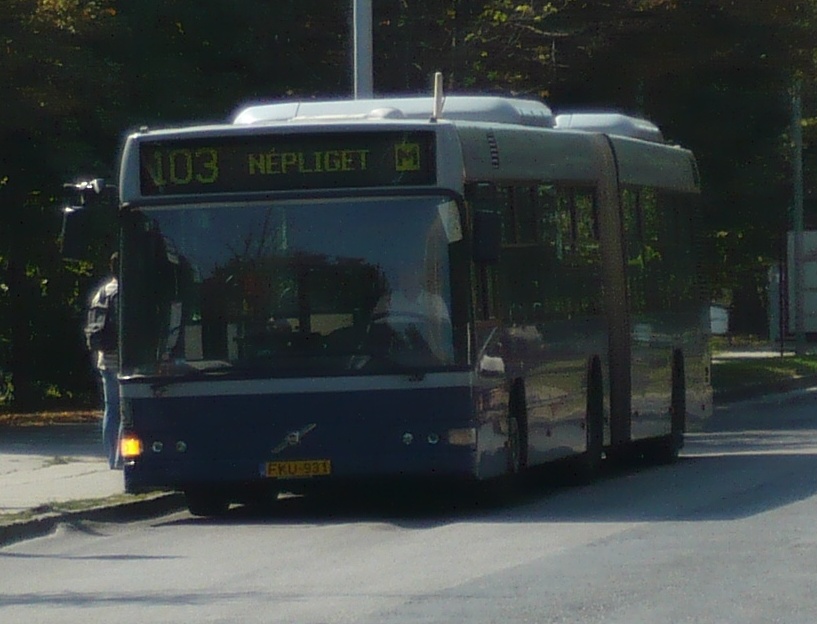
[555,112,665,143]
[233,96,555,128]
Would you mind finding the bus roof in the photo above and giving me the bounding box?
[233,96,669,144]
[120,96,696,202]
[232,96,556,128]
[555,113,664,143]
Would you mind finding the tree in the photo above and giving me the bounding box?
[0,1,354,406]
[0,0,124,407]
[4,0,817,406]
[456,0,817,334]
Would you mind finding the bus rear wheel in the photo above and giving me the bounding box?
[572,357,604,482]
[185,488,230,517]
[647,350,686,464]
[507,380,529,475]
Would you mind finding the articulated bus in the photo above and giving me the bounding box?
[95,94,711,515]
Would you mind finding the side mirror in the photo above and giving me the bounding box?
[478,354,505,377]
[59,178,118,261]
[473,210,501,264]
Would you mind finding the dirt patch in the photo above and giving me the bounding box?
[0,410,101,427]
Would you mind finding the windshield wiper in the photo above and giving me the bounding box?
[354,354,428,380]
[144,361,236,391]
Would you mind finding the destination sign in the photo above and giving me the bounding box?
[139,131,437,196]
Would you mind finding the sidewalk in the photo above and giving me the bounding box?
[0,421,182,546]
[711,344,817,403]
[0,423,123,513]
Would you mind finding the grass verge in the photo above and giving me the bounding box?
[712,354,817,394]
[0,410,99,426]
[0,492,167,526]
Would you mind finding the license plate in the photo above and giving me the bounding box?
[265,460,331,479]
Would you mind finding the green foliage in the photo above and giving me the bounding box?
[2,0,817,405]
[712,354,817,394]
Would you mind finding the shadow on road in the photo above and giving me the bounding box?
[155,436,817,530]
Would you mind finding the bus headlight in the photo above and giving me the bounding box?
[447,427,477,446]
[120,435,143,459]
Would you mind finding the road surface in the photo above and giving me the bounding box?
[2,389,817,623]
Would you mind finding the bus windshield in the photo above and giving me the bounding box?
[120,195,465,378]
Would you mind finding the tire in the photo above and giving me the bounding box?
[185,488,230,517]
[648,350,686,464]
[507,380,529,474]
[573,357,604,482]
[507,415,522,474]
[670,349,686,451]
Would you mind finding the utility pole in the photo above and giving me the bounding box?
[353,0,373,99]
[792,78,806,354]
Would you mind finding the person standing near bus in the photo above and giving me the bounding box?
[84,252,121,469]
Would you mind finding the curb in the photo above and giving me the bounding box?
[0,491,185,548]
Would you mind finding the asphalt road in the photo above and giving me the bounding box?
[2,389,817,623]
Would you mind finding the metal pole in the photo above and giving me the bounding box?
[779,261,786,357]
[353,0,373,99]
[792,78,806,354]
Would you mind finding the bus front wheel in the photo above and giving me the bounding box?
[507,380,529,475]
[185,488,230,517]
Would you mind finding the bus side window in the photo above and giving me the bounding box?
[465,183,501,321]
[624,186,700,316]
[497,184,547,324]
[547,187,603,319]
[509,186,540,245]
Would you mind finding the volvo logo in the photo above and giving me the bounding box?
[271,423,317,454]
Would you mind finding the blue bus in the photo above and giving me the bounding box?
[88,94,710,515]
